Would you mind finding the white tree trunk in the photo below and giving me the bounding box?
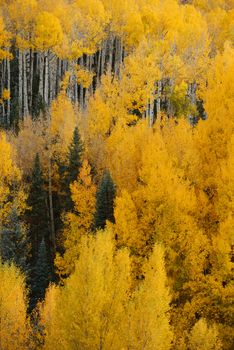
[48,154,56,253]
[18,50,23,119]
[149,95,154,127]
[108,36,114,73]
[6,57,10,126]
[29,49,34,112]
[49,53,56,104]
[79,56,84,109]
[156,80,162,120]
[39,52,44,99]
[114,37,122,76]
[97,49,101,84]
[101,41,106,76]
[23,50,29,117]
[56,57,62,94]
[89,55,93,96]
[44,50,49,106]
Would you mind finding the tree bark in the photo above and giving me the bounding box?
[97,49,101,83]
[48,154,56,253]
[23,50,29,117]
[6,57,10,126]
[108,37,114,73]
[101,41,106,76]
[156,80,162,120]
[149,94,154,127]
[44,50,49,106]
[39,52,44,100]
[29,49,34,113]
[79,56,84,109]
[18,50,23,119]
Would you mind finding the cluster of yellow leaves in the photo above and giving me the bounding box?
[189,318,222,350]
[55,160,96,277]
[1,1,233,349]
[1,0,109,57]
[49,92,77,162]
[0,88,10,104]
[10,118,47,176]
[107,44,234,348]
[0,17,12,60]
[0,0,226,62]
[34,11,63,51]
[0,132,26,224]
[43,230,173,350]
[0,262,31,350]
[75,65,94,89]
[8,0,38,49]
[192,0,234,53]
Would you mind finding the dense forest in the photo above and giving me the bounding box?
[0,0,233,349]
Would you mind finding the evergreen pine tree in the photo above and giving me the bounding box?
[68,126,84,183]
[95,170,116,229]
[0,207,30,273]
[27,153,48,264]
[60,126,84,212]
[31,238,50,309]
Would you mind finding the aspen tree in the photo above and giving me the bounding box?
[43,229,131,350]
[122,245,173,350]
[0,132,26,226]
[8,0,38,117]
[55,159,96,278]
[34,11,63,105]
[0,17,12,61]
[0,262,31,350]
[189,319,222,350]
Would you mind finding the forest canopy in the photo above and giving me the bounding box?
[0,0,233,349]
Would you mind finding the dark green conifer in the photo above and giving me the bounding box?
[31,238,50,309]
[60,126,84,212]
[67,126,83,183]
[27,153,48,263]
[0,207,30,273]
[95,170,116,229]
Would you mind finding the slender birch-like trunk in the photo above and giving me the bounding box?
[156,80,162,120]
[47,115,56,253]
[108,36,114,73]
[114,37,122,76]
[167,78,174,117]
[49,53,57,104]
[149,94,154,127]
[2,59,5,125]
[89,55,94,96]
[23,50,29,117]
[79,55,84,109]
[56,57,61,94]
[97,49,101,83]
[18,50,23,119]
[29,49,34,113]
[6,57,10,126]
[48,154,56,253]
[101,41,106,76]
[44,50,49,106]
[39,52,44,99]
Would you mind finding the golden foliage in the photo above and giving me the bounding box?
[0,1,233,349]
[49,92,77,161]
[0,262,31,350]
[34,11,63,51]
[189,319,222,350]
[123,244,173,350]
[0,132,26,223]
[0,17,12,60]
[55,159,96,277]
[43,229,131,350]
